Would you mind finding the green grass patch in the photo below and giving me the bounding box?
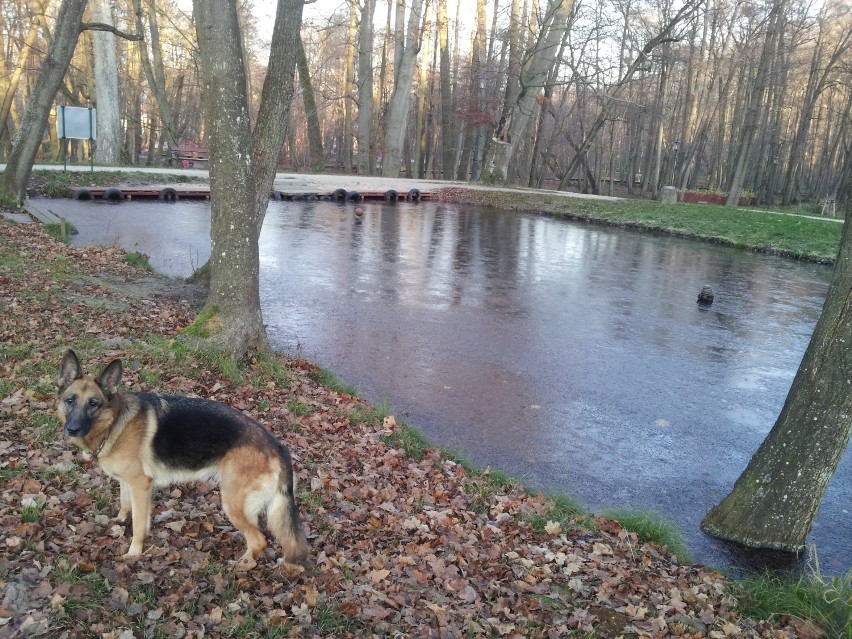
[603,509,690,562]
[311,367,357,396]
[287,399,312,416]
[21,503,44,523]
[733,568,851,638]
[526,492,589,535]
[162,333,244,384]
[182,305,221,338]
[381,423,430,460]
[453,190,843,264]
[348,398,390,425]
[0,191,20,209]
[125,251,152,271]
[254,353,292,386]
[138,367,162,386]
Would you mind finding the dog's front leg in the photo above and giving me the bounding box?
[113,481,131,522]
[125,475,153,557]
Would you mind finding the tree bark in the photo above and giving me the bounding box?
[356,0,376,175]
[296,36,324,172]
[91,0,121,164]
[193,0,303,357]
[0,0,88,204]
[702,204,852,550]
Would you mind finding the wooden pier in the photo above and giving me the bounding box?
[69,185,431,203]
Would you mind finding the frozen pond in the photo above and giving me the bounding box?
[49,197,851,574]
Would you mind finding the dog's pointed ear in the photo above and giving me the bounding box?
[58,350,82,392]
[97,359,123,396]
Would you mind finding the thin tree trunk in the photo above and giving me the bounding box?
[0,0,48,148]
[557,1,698,191]
[725,0,784,207]
[484,0,572,184]
[381,0,425,177]
[296,36,324,172]
[414,1,433,177]
[356,0,376,175]
[437,0,453,179]
[342,0,356,171]
[1,0,88,203]
[133,0,180,148]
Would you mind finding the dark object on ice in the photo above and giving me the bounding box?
[697,286,714,306]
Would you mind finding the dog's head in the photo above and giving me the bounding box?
[57,350,122,441]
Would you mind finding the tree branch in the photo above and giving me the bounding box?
[80,22,144,41]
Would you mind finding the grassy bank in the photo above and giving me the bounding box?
[444,188,843,264]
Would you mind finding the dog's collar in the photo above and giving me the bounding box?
[84,425,114,469]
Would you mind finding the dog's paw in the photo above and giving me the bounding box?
[235,555,257,572]
[113,511,129,523]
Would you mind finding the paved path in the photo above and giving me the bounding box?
[14,164,622,202]
[8,165,843,223]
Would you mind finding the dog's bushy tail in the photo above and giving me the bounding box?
[268,467,310,567]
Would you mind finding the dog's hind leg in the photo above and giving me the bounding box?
[220,469,269,571]
[267,471,309,568]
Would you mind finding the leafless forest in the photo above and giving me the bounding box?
[1,0,851,205]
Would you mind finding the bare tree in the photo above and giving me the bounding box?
[192,0,304,356]
[381,0,426,177]
[356,0,377,175]
[1,0,88,203]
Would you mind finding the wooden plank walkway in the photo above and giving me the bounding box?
[24,204,78,236]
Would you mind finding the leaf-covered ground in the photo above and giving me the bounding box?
[0,218,802,637]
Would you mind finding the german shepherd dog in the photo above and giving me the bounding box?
[57,350,309,570]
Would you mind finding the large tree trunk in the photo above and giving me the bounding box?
[92,0,121,164]
[193,0,303,357]
[1,0,88,204]
[381,0,425,177]
[701,206,852,551]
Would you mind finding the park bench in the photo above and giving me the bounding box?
[163,145,208,168]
